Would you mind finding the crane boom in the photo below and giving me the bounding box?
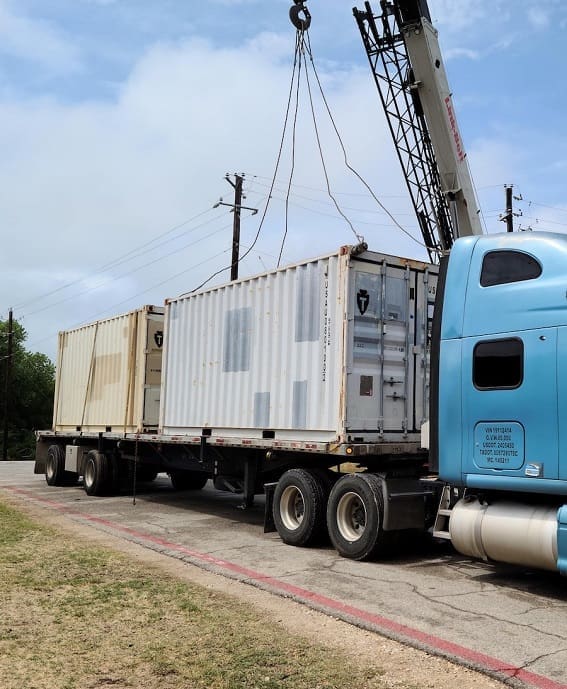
[354,0,483,258]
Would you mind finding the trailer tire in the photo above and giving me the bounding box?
[45,445,69,486]
[83,450,110,496]
[169,471,208,491]
[273,468,329,547]
[327,473,389,561]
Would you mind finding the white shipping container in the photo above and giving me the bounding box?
[53,306,164,433]
[161,247,437,446]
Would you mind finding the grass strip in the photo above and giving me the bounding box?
[0,499,393,689]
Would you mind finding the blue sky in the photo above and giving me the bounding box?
[1,0,567,360]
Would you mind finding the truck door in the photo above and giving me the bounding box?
[461,329,558,481]
[557,328,567,480]
[460,244,558,482]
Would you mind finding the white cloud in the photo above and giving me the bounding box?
[527,7,551,29]
[0,34,422,359]
[444,47,480,61]
[429,0,489,31]
[0,0,82,74]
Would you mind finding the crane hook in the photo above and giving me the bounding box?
[289,0,311,31]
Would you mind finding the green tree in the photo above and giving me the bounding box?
[0,318,55,459]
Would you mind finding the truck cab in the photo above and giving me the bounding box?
[434,232,567,572]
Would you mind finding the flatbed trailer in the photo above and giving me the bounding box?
[35,423,435,558]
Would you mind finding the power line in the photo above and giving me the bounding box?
[267,192,419,228]
[24,246,235,354]
[246,182,417,217]
[242,172,410,199]
[22,221,233,319]
[12,207,218,312]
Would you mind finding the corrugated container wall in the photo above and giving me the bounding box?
[53,306,164,433]
[161,248,437,445]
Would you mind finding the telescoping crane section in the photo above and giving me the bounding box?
[353,0,483,259]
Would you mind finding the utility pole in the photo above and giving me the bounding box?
[501,184,514,233]
[229,174,243,281]
[499,185,522,233]
[213,173,258,281]
[2,308,13,461]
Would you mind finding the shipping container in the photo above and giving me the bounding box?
[160,247,437,445]
[53,306,164,433]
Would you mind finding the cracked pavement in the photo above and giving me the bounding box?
[1,461,567,688]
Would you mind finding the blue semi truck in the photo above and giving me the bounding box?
[428,232,567,574]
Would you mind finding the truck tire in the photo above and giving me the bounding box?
[327,473,389,561]
[45,445,67,486]
[83,450,111,496]
[273,468,329,547]
[169,471,208,491]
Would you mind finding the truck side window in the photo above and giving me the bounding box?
[473,338,523,389]
[480,250,542,287]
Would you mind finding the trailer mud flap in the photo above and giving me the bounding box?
[264,482,277,533]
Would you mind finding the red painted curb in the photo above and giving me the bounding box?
[4,486,567,689]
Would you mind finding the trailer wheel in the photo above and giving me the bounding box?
[273,468,329,547]
[169,471,208,491]
[327,473,388,561]
[83,450,110,496]
[45,445,67,486]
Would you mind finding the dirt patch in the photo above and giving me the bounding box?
[0,493,506,689]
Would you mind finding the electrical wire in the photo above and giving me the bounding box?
[23,246,235,354]
[267,192,415,228]
[246,181,416,217]
[12,207,217,312]
[243,172,409,199]
[22,221,233,319]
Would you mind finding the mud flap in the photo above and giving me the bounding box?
[263,482,277,533]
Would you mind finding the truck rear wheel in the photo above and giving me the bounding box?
[273,468,329,547]
[45,445,68,486]
[169,471,208,491]
[83,450,111,496]
[327,473,389,561]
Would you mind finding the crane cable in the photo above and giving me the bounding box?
[278,5,365,265]
[278,27,305,267]
[302,30,427,252]
[191,30,304,292]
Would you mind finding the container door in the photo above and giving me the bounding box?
[346,263,416,435]
[414,268,437,430]
[143,314,164,427]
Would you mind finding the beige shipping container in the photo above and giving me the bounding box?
[53,306,164,433]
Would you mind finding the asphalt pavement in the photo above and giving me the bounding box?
[1,461,567,689]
